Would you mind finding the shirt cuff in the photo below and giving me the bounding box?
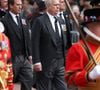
[34,62,41,66]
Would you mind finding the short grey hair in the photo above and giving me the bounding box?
[45,0,53,7]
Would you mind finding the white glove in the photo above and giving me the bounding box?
[89,65,100,80]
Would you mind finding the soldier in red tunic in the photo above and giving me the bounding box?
[0,22,14,90]
[65,1,100,90]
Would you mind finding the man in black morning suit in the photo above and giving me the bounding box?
[0,0,33,90]
[59,0,72,50]
[63,11,72,49]
[31,0,67,90]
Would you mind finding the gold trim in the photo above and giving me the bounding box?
[85,47,100,71]
[78,40,100,72]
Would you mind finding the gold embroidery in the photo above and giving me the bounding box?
[85,47,100,71]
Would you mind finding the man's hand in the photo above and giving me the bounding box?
[33,63,42,72]
[28,56,32,64]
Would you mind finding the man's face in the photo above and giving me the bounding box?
[47,0,60,16]
[59,0,66,11]
[0,0,8,10]
[10,0,22,15]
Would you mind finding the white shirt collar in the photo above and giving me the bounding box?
[9,11,19,25]
[46,12,55,21]
[9,11,19,17]
[46,12,61,36]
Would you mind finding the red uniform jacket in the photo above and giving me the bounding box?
[65,39,99,87]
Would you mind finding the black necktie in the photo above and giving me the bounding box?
[54,16,60,37]
[16,15,21,28]
[59,13,65,24]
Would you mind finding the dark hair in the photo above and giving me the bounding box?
[29,0,34,5]
[90,0,100,6]
[22,0,34,5]
[37,1,46,11]
[8,0,15,9]
[8,0,15,6]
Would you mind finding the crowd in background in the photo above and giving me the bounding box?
[0,0,92,45]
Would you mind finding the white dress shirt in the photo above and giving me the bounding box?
[47,12,62,37]
[58,11,65,21]
[9,11,19,25]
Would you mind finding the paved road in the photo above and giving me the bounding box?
[14,84,36,90]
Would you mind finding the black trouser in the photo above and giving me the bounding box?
[12,55,33,90]
[36,58,67,90]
